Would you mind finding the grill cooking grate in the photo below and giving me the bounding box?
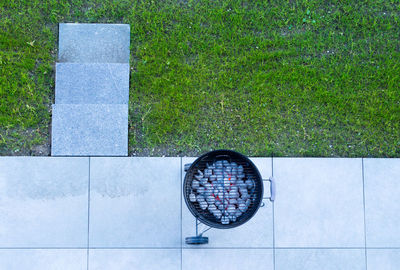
[183,150,264,229]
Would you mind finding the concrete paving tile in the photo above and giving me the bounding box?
[58,23,130,63]
[364,159,400,247]
[55,63,129,104]
[274,158,365,247]
[51,104,128,156]
[0,249,87,270]
[275,249,365,270]
[367,249,400,270]
[182,157,273,248]
[0,157,88,247]
[182,249,273,270]
[89,157,181,247]
[88,249,180,270]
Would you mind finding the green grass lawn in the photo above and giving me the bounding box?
[1,1,399,157]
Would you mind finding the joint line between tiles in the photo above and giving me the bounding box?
[271,156,274,177]
[362,158,368,269]
[0,247,89,250]
[271,157,276,270]
[274,247,369,250]
[87,157,91,270]
[180,157,183,270]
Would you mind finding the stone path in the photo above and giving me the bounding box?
[0,157,399,269]
[51,23,130,156]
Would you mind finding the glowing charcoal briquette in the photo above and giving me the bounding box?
[229,198,238,205]
[206,195,215,204]
[221,216,230,225]
[229,190,239,199]
[231,168,238,175]
[245,198,251,207]
[230,176,237,184]
[246,179,255,189]
[200,201,208,210]
[235,209,243,217]
[215,160,223,168]
[227,205,236,215]
[197,194,205,202]
[239,202,247,212]
[213,209,222,219]
[237,180,246,189]
[223,178,230,188]
[197,186,205,194]
[208,203,217,212]
[241,193,250,201]
[192,180,200,189]
[200,178,208,186]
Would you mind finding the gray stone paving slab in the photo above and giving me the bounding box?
[89,157,181,247]
[367,249,400,270]
[51,104,128,156]
[88,249,180,270]
[0,157,88,247]
[182,157,273,248]
[0,249,87,270]
[58,23,130,63]
[182,249,274,270]
[55,63,129,104]
[275,249,365,270]
[364,158,400,247]
[274,158,365,247]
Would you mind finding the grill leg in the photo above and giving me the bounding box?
[185,218,209,245]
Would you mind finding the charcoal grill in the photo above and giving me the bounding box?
[183,149,275,244]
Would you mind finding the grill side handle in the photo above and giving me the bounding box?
[263,177,276,202]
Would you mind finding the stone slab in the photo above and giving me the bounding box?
[367,249,400,270]
[182,249,273,270]
[51,104,128,156]
[89,157,181,247]
[0,157,88,247]
[274,158,365,247]
[55,63,129,104]
[88,249,180,270]
[364,158,400,247]
[275,249,366,270]
[0,249,87,270]
[58,23,130,63]
[182,157,273,248]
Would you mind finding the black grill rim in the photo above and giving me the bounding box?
[183,149,264,229]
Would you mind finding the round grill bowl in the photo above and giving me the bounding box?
[183,150,264,229]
